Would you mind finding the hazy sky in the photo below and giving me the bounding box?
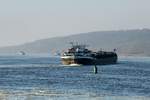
[0,0,150,47]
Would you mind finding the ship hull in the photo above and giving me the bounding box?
[61,56,117,65]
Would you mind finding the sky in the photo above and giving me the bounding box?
[0,0,150,47]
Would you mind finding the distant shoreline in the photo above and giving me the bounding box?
[0,29,150,56]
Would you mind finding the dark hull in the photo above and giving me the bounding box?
[62,57,117,65]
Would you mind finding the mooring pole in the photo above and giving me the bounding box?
[94,64,98,74]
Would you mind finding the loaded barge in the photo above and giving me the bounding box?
[61,42,117,65]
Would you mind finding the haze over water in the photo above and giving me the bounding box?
[0,0,150,47]
[0,55,150,100]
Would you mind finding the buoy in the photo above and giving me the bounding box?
[94,65,98,74]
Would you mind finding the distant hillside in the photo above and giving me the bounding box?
[0,29,150,56]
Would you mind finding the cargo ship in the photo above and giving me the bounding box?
[61,42,117,65]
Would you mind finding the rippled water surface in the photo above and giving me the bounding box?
[0,55,150,100]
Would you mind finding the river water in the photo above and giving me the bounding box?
[0,55,150,100]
